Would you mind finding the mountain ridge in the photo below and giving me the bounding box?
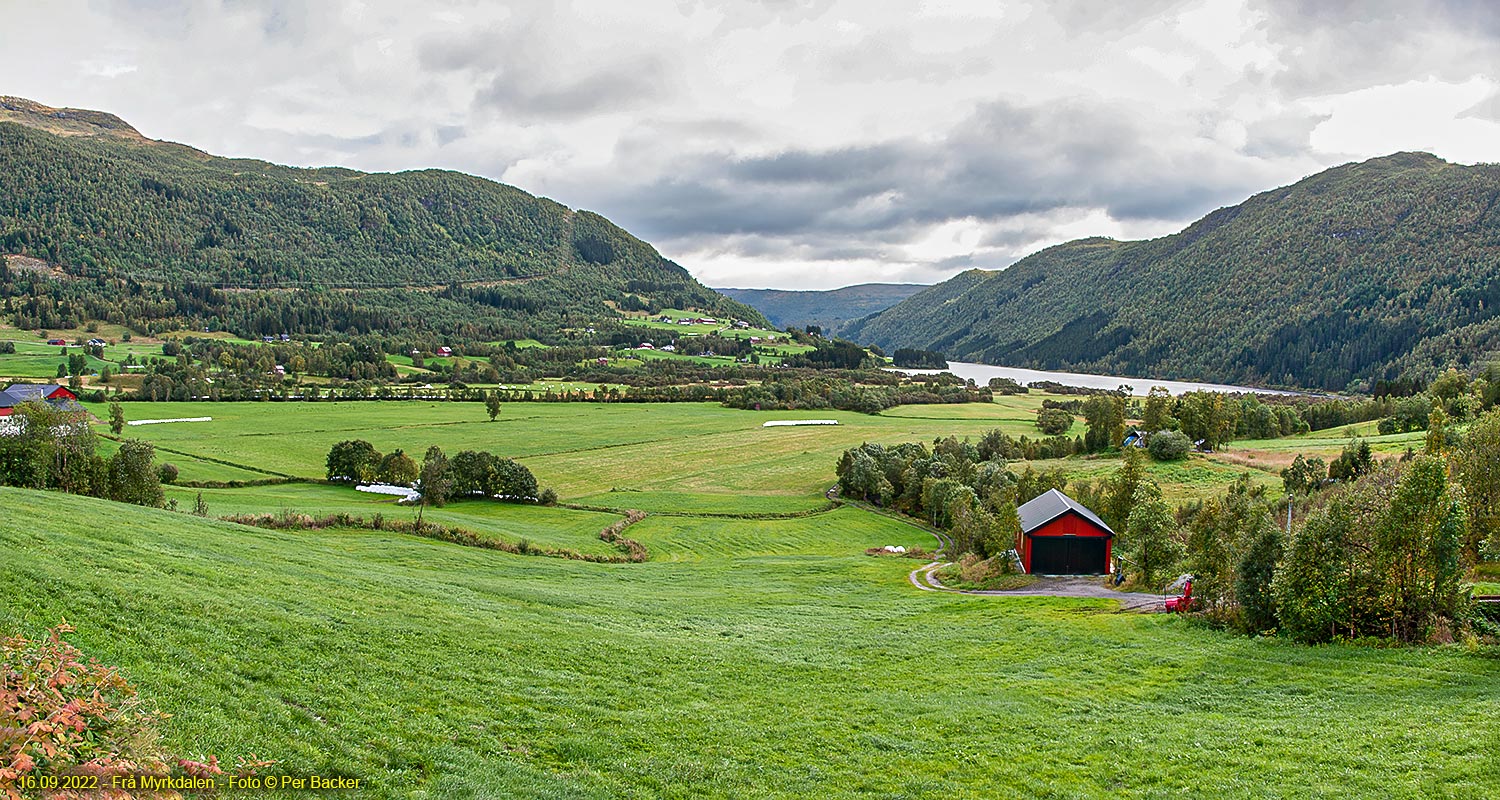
[715,283,928,335]
[844,152,1500,391]
[0,95,766,338]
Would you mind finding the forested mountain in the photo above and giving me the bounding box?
[844,152,1500,391]
[716,283,927,335]
[0,96,764,339]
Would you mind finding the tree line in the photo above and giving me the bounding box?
[325,440,551,507]
[838,406,1500,644]
[0,400,167,507]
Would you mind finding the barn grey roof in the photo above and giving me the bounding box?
[1017,489,1114,535]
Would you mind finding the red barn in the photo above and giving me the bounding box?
[1017,489,1114,575]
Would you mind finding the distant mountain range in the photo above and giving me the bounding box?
[844,152,1500,391]
[715,283,928,335]
[0,95,765,338]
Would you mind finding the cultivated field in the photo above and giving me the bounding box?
[88,397,1305,512]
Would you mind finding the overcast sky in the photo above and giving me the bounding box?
[4,0,1499,289]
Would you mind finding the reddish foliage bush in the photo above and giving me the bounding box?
[2,626,281,800]
[1,624,169,799]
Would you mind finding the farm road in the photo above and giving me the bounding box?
[910,562,1170,612]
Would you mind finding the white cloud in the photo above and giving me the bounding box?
[1306,77,1500,164]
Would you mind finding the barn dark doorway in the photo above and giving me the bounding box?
[1028,536,1107,574]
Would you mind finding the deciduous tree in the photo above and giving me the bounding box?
[108,439,164,507]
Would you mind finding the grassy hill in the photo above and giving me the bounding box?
[844,153,1500,391]
[5,391,1492,796]
[6,481,1498,798]
[0,96,765,339]
[715,283,927,335]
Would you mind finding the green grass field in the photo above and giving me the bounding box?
[0,338,114,379]
[87,399,1271,511]
[8,394,1500,797]
[162,483,626,555]
[4,487,1497,798]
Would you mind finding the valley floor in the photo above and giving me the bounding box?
[3,399,1493,798]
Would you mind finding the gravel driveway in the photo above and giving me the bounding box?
[910,562,1171,612]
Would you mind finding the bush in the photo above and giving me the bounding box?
[108,439,164,507]
[158,462,179,484]
[1,624,169,788]
[1147,430,1191,461]
[539,487,559,506]
[1274,458,1466,643]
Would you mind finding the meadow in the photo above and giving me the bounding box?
[93,398,1290,513]
[103,395,1364,513]
[7,395,1496,798]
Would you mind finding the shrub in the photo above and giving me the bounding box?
[108,439,164,507]
[0,624,170,791]
[1124,485,1183,589]
[1147,430,1191,461]
[157,462,179,484]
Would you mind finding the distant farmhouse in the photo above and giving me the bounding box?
[0,383,81,417]
[0,383,85,436]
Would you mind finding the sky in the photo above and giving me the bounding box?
[3,0,1499,290]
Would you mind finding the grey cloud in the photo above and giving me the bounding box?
[693,0,841,34]
[795,30,992,85]
[1240,109,1331,158]
[417,21,679,121]
[1459,86,1500,123]
[606,98,1266,247]
[1044,0,1198,35]
[1251,0,1500,96]
[477,57,672,119]
[1259,0,1500,36]
[562,93,1295,286]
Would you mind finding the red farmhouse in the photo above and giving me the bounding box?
[1017,489,1114,575]
[0,383,81,417]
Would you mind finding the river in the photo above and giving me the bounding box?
[892,361,1302,397]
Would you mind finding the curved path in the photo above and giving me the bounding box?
[909,561,1170,612]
